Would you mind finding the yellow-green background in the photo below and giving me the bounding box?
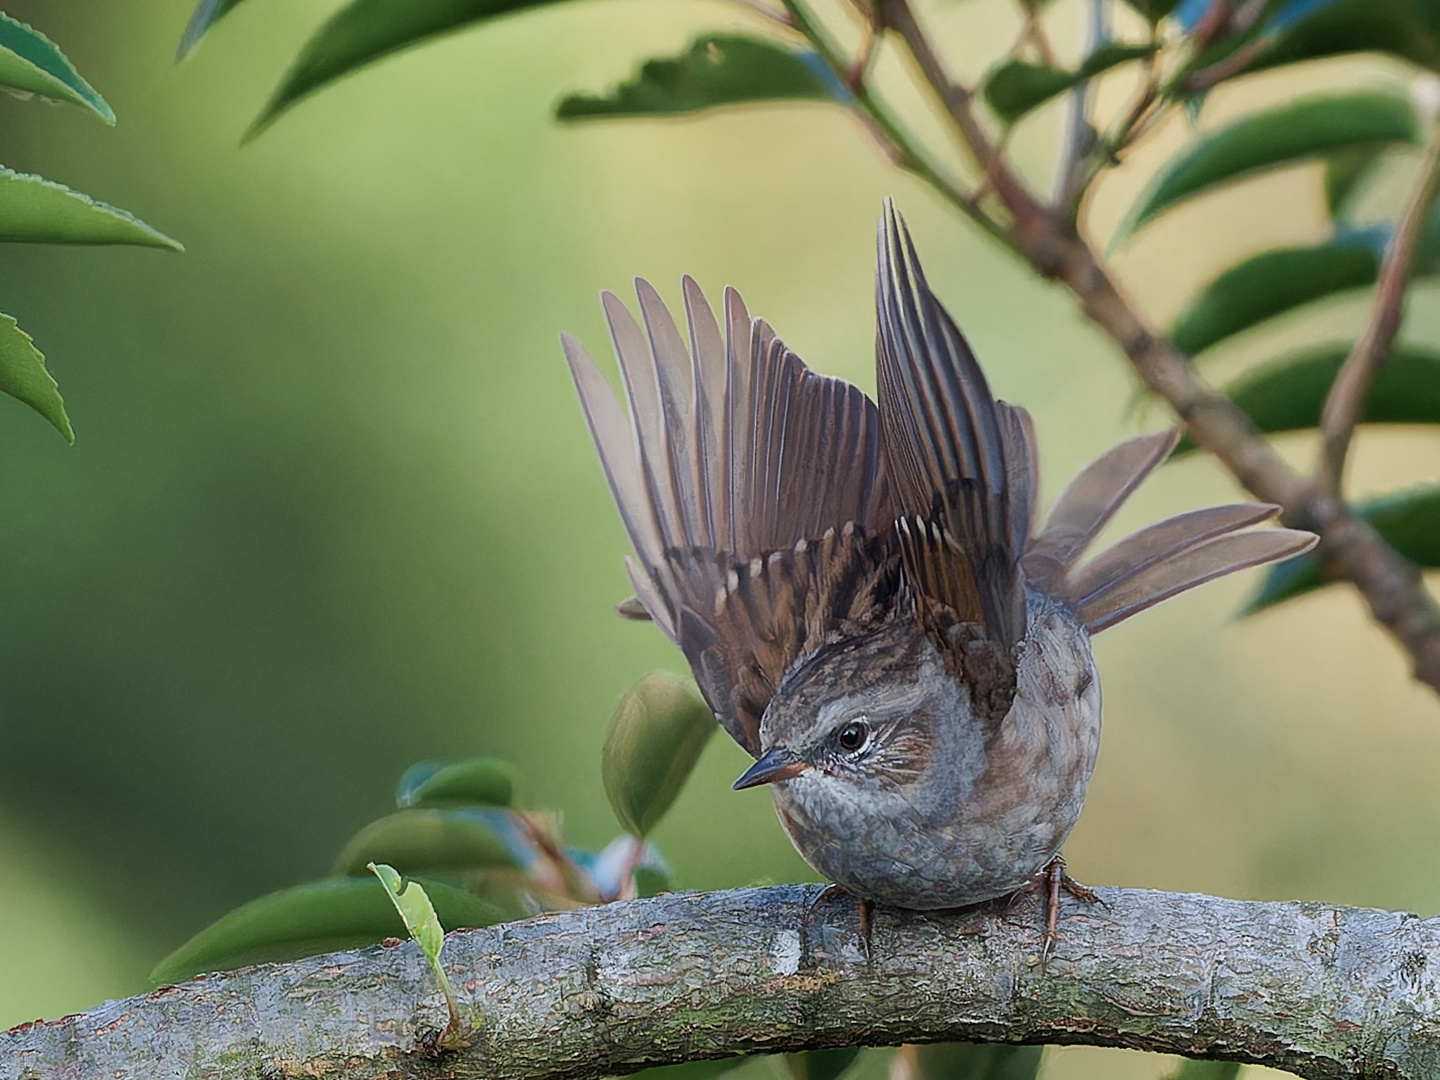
[0,2,1436,1077]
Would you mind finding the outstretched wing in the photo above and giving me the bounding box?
[875,201,1030,649]
[1023,429,1317,632]
[563,278,898,755]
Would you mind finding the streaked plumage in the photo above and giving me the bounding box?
[563,202,1316,911]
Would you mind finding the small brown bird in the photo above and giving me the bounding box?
[563,203,1315,929]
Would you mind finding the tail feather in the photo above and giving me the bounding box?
[1024,429,1179,591]
[1076,528,1318,632]
[1064,502,1281,606]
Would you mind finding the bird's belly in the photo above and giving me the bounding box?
[771,594,1101,910]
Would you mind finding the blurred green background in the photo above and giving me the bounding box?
[0,1,1436,1077]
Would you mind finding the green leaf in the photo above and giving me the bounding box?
[1324,145,1388,220]
[555,35,835,122]
[1163,1060,1242,1080]
[368,862,443,965]
[633,864,671,898]
[0,313,72,442]
[900,1043,1043,1080]
[0,167,182,249]
[0,12,114,123]
[149,875,504,984]
[248,0,578,138]
[1114,92,1418,245]
[1243,483,1440,613]
[1174,343,1440,454]
[602,671,715,837]
[1250,0,1440,78]
[1121,0,1184,24]
[177,0,251,60]
[332,809,521,876]
[982,43,1154,125]
[396,757,516,809]
[785,1048,861,1080]
[1170,240,1380,357]
[370,863,463,1036]
[630,1059,751,1080]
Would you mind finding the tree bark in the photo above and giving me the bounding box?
[5,884,1439,1079]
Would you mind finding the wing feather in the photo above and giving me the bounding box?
[876,201,1025,645]
[565,281,898,754]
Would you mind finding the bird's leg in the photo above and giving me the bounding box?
[804,884,873,963]
[1006,854,1102,963]
[1037,854,1101,961]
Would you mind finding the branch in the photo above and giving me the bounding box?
[1319,118,1440,493]
[874,0,1440,694]
[6,886,1440,1079]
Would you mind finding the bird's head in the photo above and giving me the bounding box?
[734,619,980,801]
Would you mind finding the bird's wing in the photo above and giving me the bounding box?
[875,201,1029,649]
[1021,429,1317,632]
[563,278,899,755]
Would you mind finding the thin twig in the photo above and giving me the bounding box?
[875,0,1440,692]
[877,0,1053,243]
[1016,0,1059,66]
[725,0,797,28]
[1055,0,1111,212]
[781,0,1016,248]
[1318,115,1440,493]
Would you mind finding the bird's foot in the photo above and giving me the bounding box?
[804,884,872,964]
[1009,854,1102,966]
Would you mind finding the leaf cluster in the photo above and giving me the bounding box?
[176,0,1440,618]
[0,12,180,442]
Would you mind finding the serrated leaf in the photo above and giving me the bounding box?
[0,167,182,249]
[602,671,715,837]
[332,808,521,876]
[1114,92,1418,245]
[1325,144,1388,220]
[1243,484,1440,613]
[897,1043,1043,1080]
[0,12,114,123]
[247,0,578,138]
[555,35,836,122]
[0,313,72,442]
[785,1048,861,1080]
[1170,240,1381,357]
[982,43,1154,125]
[177,0,251,60]
[1174,343,1440,453]
[396,757,515,809]
[149,875,503,984]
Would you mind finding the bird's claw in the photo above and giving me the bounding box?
[804,884,873,963]
[1008,854,1100,966]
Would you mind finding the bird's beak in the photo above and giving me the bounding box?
[732,745,807,790]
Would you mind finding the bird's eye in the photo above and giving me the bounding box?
[836,719,871,754]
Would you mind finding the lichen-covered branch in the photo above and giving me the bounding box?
[5,885,1439,1080]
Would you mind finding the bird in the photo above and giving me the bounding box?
[561,202,1316,936]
